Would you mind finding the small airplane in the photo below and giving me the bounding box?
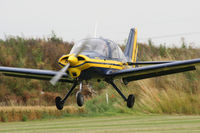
[0,28,200,110]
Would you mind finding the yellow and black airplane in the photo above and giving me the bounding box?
[0,28,200,110]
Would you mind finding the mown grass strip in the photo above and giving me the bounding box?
[0,115,200,133]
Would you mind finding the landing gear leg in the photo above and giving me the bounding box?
[106,79,135,108]
[76,82,84,107]
[55,81,78,110]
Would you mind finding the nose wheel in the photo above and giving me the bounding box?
[55,81,85,110]
[76,82,84,107]
[76,91,84,107]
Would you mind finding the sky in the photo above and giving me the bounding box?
[0,0,200,47]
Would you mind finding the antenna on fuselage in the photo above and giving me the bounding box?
[94,22,98,38]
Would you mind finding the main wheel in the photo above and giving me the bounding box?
[127,94,135,108]
[55,96,63,110]
[77,92,84,107]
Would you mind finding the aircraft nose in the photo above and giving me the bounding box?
[68,55,78,66]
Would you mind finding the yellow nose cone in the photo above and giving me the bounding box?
[69,68,81,78]
[68,55,78,66]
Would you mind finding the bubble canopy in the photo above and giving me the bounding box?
[70,38,127,62]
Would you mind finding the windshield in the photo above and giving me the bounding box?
[70,38,127,62]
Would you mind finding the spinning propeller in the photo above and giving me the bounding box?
[50,41,87,85]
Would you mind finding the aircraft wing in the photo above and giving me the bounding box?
[0,66,74,83]
[127,61,174,65]
[107,58,200,84]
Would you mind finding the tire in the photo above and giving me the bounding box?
[127,94,135,108]
[77,92,84,107]
[55,96,63,110]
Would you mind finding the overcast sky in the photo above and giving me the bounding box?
[0,0,200,47]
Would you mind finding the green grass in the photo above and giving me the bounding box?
[0,115,200,133]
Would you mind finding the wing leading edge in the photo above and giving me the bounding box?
[127,61,174,65]
[0,66,74,83]
[107,58,200,84]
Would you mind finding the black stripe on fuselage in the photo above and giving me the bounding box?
[59,61,121,68]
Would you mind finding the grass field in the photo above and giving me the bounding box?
[0,115,200,133]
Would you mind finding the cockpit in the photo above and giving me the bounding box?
[70,38,127,62]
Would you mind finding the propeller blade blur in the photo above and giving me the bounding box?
[74,41,87,57]
[50,63,70,85]
[50,40,88,85]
